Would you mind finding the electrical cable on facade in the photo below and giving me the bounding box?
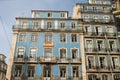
[0,16,11,48]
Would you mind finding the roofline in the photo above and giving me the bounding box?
[31,10,69,13]
[15,17,82,21]
[75,3,111,6]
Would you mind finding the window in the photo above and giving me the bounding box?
[19,33,26,42]
[34,12,39,18]
[47,22,52,29]
[109,41,115,51]
[71,22,76,29]
[47,12,52,17]
[71,34,77,42]
[61,13,65,17]
[45,33,52,42]
[27,66,35,77]
[95,26,102,35]
[97,40,104,51]
[59,33,66,42]
[31,33,38,42]
[103,16,110,23]
[84,16,89,22]
[29,47,37,59]
[60,22,65,29]
[88,74,97,80]
[72,66,79,77]
[88,56,94,68]
[106,26,113,34]
[44,48,52,59]
[102,74,108,80]
[93,7,97,12]
[33,21,39,29]
[60,48,66,59]
[43,65,51,77]
[17,47,25,58]
[99,57,105,68]
[84,26,91,33]
[86,40,93,51]
[112,57,118,69]
[14,65,22,77]
[60,66,66,77]
[71,49,78,59]
[22,22,27,29]
[113,74,120,80]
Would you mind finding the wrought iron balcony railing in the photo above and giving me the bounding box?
[82,18,114,24]
[79,9,111,13]
[85,48,120,53]
[12,25,82,32]
[86,66,120,71]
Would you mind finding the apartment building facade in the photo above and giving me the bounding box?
[72,0,120,80]
[6,10,83,80]
[6,0,120,80]
[0,54,7,80]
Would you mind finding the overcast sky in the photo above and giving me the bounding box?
[0,0,86,63]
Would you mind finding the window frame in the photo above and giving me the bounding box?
[16,46,25,58]
[29,47,38,59]
[71,33,78,43]
[14,65,23,77]
[27,65,36,78]
[98,56,107,69]
[30,33,39,42]
[59,33,67,43]
[18,33,27,42]
[59,48,67,59]
[47,12,52,18]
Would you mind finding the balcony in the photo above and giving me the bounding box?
[82,19,114,24]
[83,32,117,38]
[39,56,56,63]
[70,58,82,64]
[12,25,82,32]
[14,58,25,63]
[85,48,107,54]
[86,66,120,72]
[79,9,111,13]
[57,58,69,63]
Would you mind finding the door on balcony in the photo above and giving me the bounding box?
[86,40,93,51]
[97,40,104,51]
[43,65,51,80]
[44,48,52,61]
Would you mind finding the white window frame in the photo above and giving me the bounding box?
[87,56,95,68]
[71,33,78,43]
[98,56,107,68]
[59,48,67,59]
[17,46,25,58]
[59,33,67,43]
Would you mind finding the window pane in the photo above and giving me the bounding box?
[15,65,22,77]
[72,49,78,59]
[17,48,24,58]
[45,33,52,42]
[19,33,26,42]
[30,48,37,58]
[60,34,66,42]
[71,34,77,42]
[27,66,35,77]
[44,48,52,58]
[60,66,66,77]
[60,49,66,58]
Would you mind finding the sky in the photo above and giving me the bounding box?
[0,0,86,63]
